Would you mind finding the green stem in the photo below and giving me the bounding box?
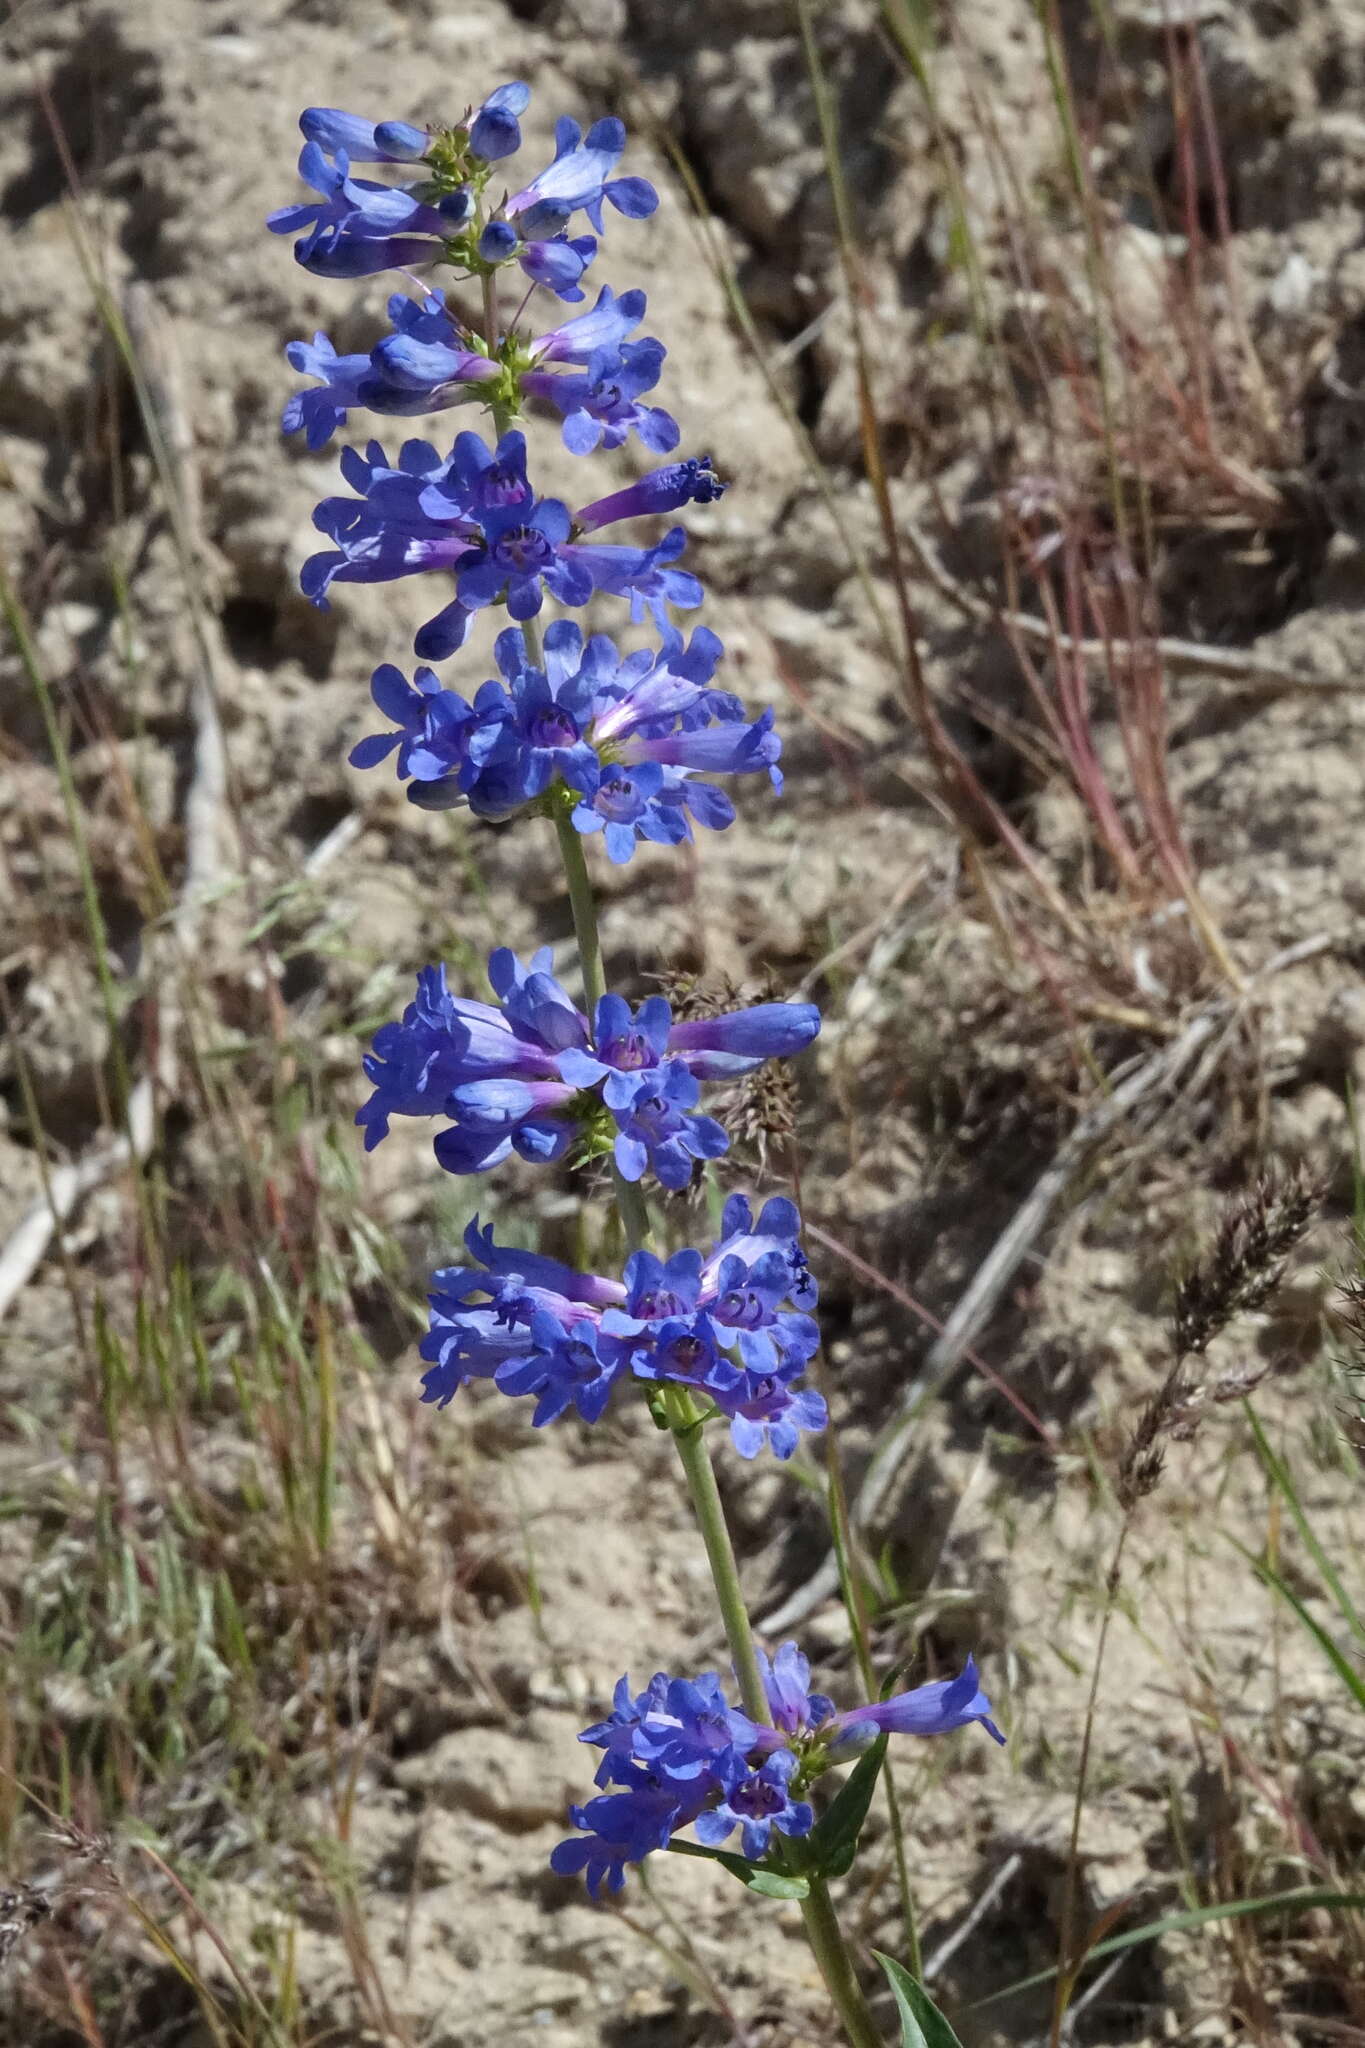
[800,1876,887,2048]
[664,1387,769,1721]
[543,686,884,2048]
[546,778,652,1250]
[552,795,605,1014]
[481,250,500,355]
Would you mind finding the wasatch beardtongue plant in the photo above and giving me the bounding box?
[271,79,1000,2047]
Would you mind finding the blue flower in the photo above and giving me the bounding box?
[492,1311,626,1424]
[282,285,674,455]
[300,429,706,656]
[604,1060,729,1190]
[825,1657,1007,1753]
[553,1647,1002,1892]
[579,1671,674,1783]
[619,1246,705,1321]
[418,1193,825,1440]
[347,663,507,782]
[358,950,818,1189]
[694,1747,813,1862]
[712,1372,828,1462]
[272,92,656,301]
[348,621,782,860]
[524,341,679,455]
[704,1193,819,1313]
[520,289,678,455]
[575,454,726,531]
[267,138,465,279]
[505,115,658,239]
[353,962,499,1150]
[418,1212,625,1409]
[526,284,650,369]
[492,227,600,304]
[550,1783,682,1900]
[757,1643,836,1738]
[282,292,492,449]
[612,1674,758,1787]
[281,334,372,451]
[297,109,431,163]
[468,81,530,163]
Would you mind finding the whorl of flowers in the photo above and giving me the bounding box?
[420,1194,826,1455]
[553,1643,1004,1897]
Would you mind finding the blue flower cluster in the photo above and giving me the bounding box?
[350,618,779,859]
[303,432,721,660]
[358,949,818,1188]
[553,1643,1005,1896]
[420,1195,826,1455]
[271,85,781,859]
[270,89,672,457]
[268,91,656,299]
[283,284,677,458]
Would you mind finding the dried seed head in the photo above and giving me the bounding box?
[715,1058,799,1173]
[1172,1170,1319,1357]
[1117,1358,1187,1509]
[655,968,743,1021]
[1119,1173,1320,1508]
[1117,1434,1167,1511]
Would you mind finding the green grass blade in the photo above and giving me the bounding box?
[970,1887,1365,2007]
[1244,1401,1365,1651]
[1236,1540,1365,1712]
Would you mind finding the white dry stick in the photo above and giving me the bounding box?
[762,931,1335,1632]
[922,1850,1024,1984]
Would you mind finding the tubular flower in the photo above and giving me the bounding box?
[749,1643,1007,1755]
[281,285,676,457]
[553,1646,1003,1896]
[357,949,818,1191]
[348,620,779,860]
[301,430,710,657]
[268,88,655,300]
[417,1197,825,1459]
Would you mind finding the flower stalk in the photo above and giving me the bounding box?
[269,76,1002,2048]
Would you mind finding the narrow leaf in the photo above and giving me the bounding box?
[874,1952,966,2048]
[664,1838,809,1899]
[747,1870,812,1899]
[808,1735,888,1879]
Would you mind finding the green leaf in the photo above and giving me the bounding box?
[969,1887,1365,2008]
[663,1838,809,1899]
[808,1735,888,1879]
[746,1869,812,1899]
[873,1952,966,2048]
